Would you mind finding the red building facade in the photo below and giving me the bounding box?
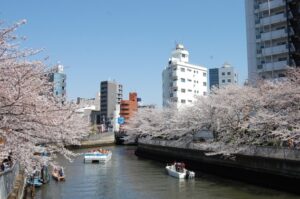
[120,92,138,122]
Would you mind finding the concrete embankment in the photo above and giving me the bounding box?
[135,140,300,194]
[70,132,115,149]
[0,163,25,199]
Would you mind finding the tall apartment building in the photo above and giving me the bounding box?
[245,0,300,83]
[209,63,238,89]
[162,44,208,107]
[100,81,123,126]
[120,92,138,122]
[49,64,66,103]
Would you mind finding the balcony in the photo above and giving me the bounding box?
[172,70,179,77]
[261,44,288,56]
[260,60,289,72]
[258,28,287,42]
[257,13,286,27]
[171,92,178,98]
[255,0,285,13]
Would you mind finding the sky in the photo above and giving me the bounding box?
[1,0,247,106]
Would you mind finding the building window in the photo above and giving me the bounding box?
[187,79,192,82]
[278,57,287,61]
[222,79,225,83]
[227,72,231,75]
[182,54,186,58]
[181,89,186,93]
[181,68,185,72]
[203,82,207,86]
[188,89,192,92]
[188,100,192,103]
[203,92,207,96]
[181,78,185,82]
[222,72,225,76]
[187,69,192,72]
[181,99,186,104]
[203,72,206,77]
[228,79,231,83]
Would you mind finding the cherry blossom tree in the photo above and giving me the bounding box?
[248,69,300,148]
[126,69,300,154]
[0,21,89,173]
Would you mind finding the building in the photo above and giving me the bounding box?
[138,104,156,109]
[76,94,101,125]
[208,68,219,89]
[120,92,138,122]
[77,97,97,107]
[245,0,300,83]
[209,63,238,89]
[49,64,66,103]
[162,44,208,107]
[100,81,123,127]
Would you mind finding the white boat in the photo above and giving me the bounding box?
[165,163,195,179]
[84,149,112,163]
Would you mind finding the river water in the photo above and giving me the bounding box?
[36,146,299,199]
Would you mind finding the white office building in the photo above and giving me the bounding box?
[162,44,208,108]
[245,0,300,83]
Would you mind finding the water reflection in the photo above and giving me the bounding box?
[35,146,299,199]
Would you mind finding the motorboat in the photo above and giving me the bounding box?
[52,167,65,181]
[84,148,112,163]
[27,167,46,187]
[165,162,195,179]
[27,176,43,187]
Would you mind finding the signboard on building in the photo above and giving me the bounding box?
[118,117,125,124]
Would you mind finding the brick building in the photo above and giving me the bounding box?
[120,92,138,122]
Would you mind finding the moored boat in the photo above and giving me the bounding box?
[52,167,65,181]
[27,176,43,187]
[165,162,195,179]
[84,148,112,163]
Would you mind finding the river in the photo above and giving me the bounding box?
[35,146,299,199]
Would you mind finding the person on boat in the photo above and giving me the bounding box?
[59,168,64,177]
[175,162,179,172]
[0,162,5,172]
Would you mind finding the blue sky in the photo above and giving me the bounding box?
[1,0,247,106]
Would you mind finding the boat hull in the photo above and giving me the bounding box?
[52,172,65,181]
[27,177,43,187]
[166,165,195,179]
[84,152,112,163]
